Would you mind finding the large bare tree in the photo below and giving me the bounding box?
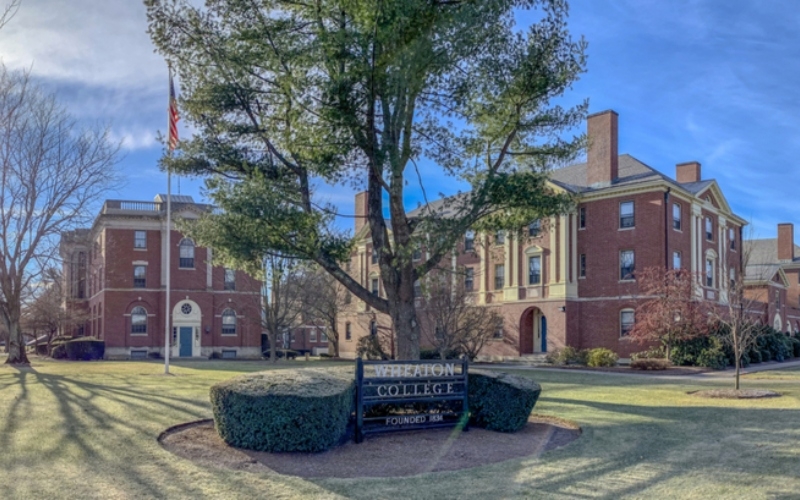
[0,69,119,364]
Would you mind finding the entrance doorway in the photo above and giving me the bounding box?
[520,307,547,355]
[179,327,193,357]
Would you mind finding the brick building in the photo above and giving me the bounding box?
[337,110,748,359]
[60,195,263,359]
[743,223,800,334]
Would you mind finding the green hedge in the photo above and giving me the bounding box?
[210,367,354,452]
[468,370,541,433]
[64,337,105,361]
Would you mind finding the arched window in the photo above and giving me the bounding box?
[179,238,195,268]
[222,308,237,335]
[131,307,147,334]
[620,309,635,337]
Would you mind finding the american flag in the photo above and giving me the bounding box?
[168,69,179,151]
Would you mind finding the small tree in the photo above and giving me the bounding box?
[629,267,711,361]
[295,266,348,358]
[261,256,304,363]
[418,269,503,360]
[711,246,769,390]
[20,268,87,355]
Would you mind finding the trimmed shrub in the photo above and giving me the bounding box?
[760,349,772,362]
[64,337,105,361]
[749,349,762,364]
[148,351,162,359]
[210,367,354,452]
[468,370,541,433]
[545,346,587,366]
[792,338,800,358]
[696,348,728,370]
[631,358,670,370]
[261,349,299,360]
[631,347,666,360]
[586,348,618,367]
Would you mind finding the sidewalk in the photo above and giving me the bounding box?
[477,358,800,382]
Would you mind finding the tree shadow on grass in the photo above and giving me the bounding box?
[310,396,800,499]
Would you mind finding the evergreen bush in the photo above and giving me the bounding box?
[64,337,105,361]
[210,367,354,453]
[749,349,762,364]
[468,370,541,433]
[585,348,618,367]
[630,358,670,370]
[792,338,800,358]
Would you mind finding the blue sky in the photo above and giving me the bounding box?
[1,0,797,240]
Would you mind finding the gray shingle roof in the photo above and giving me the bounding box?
[548,154,716,195]
[743,238,800,281]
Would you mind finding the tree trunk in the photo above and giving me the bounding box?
[389,299,420,360]
[733,341,741,391]
[268,330,279,364]
[5,312,29,365]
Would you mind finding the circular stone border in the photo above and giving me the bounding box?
[688,389,781,399]
[158,416,581,479]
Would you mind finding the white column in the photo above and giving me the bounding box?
[478,233,487,304]
[548,216,557,284]
[558,214,568,284]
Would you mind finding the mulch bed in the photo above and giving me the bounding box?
[689,389,781,399]
[159,417,581,478]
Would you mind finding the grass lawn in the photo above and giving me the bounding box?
[744,364,800,380]
[1,356,799,499]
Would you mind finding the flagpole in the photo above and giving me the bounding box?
[164,64,175,375]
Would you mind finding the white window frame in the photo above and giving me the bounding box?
[528,255,542,285]
[705,217,713,241]
[494,264,505,290]
[179,238,195,269]
[620,309,635,337]
[620,201,634,229]
[672,203,681,231]
[133,265,146,288]
[310,330,317,342]
[131,306,147,335]
[134,230,147,249]
[620,250,635,281]
[221,308,237,335]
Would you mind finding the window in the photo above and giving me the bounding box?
[528,220,541,237]
[345,322,352,341]
[580,254,586,278]
[464,230,475,251]
[672,203,681,230]
[673,251,681,270]
[344,292,351,304]
[179,238,195,268]
[369,320,378,337]
[133,265,146,288]
[730,268,736,290]
[620,250,635,280]
[579,207,586,229]
[371,248,378,264]
[528,256,541,285]
[321,332,328,342]
[706,259,714,287]
[221,309,237,335]
[729,228,736,250]
[465,267,475,292]
[495,230,505,245]
[131,306,147,334]
[310,330,317,342]
[134,230,146,249]
[413,279,421,298]
[620,310,635,337]
[224,268,236,290]
[494,264,505,290]
[705,217,713,241]
[371,278,379,296]
[494,319,504,339]
[412,247,422,261]
[620,201,634,228]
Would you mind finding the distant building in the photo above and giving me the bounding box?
[338,110,748,359]
[59,195,263,359]
[744,224,800,333]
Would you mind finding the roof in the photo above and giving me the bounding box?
[548,154,717,194]
[743,238,800,282]
[154,194,195,204]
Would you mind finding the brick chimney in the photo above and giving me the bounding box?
[587,110,619,186]
[676,161,702,183]
[354,191,368,234]
[778,223,795,262]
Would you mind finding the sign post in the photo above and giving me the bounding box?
[354,358,469,443]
